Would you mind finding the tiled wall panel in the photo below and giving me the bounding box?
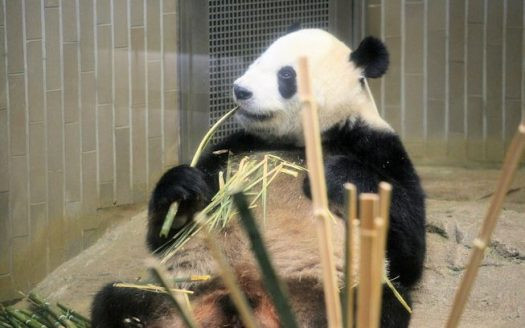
[365,0,524,164]
[0,0,179,301]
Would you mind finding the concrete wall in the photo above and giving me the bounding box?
[0,0,179,301]
[363,0,525,164]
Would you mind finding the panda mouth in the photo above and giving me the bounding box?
[237,108,274,121]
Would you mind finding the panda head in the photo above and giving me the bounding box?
[233,28,392,142]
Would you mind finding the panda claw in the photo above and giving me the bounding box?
[122,317,144,328]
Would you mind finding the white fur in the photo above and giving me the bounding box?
[233,29,392,143]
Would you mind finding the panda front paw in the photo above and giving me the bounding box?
[147,165,211,252]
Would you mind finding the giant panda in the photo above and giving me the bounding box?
[91,28,426,328]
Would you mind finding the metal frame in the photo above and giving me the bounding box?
[177,0,358,162]
[177,0,210,161]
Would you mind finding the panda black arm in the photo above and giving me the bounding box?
[315,152,425,287]
[318,121,426,286]
[147,131,276,252]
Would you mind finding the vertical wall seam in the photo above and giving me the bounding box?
[482,0,488,160]
[400,0,405,138]
[111,0,116,202]
[93,0,100,206]
[160,0,165,168]
[40,0,50,275]
[502,0,507,141]
[21,0,30,245]
[144,0,149,192]
[380,0,385,118]
[445,0,450,141]
[463,0,469,141]
[127,0,133,192]
[59,0,65,219]
[422,0,428,141]
[75,0,83,211]
[2,0,11,277]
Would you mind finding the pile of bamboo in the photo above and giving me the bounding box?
[0,293,90,328]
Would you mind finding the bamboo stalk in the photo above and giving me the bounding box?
[298,56,342,328]
[446,123,525,328]
[343,183,357,328]
[357,193,380,328]
[149,264,200,328]
[160,107,239,237]
[56,304,89,324]
[5,308,45,328]
[233,193,299,328]
[28,293,76,328]
[369,182,393,328]
[203,229,260,328]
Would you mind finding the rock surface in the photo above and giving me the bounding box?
[27,167,525,327]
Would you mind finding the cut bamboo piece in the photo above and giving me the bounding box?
[297,56,343,328]
[149,264,200,328]
[204,230,260,328]
[446,123,525,328]
[357,193,380,328]
[343,183,357,328]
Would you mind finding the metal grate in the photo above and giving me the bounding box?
[208,0,331,142]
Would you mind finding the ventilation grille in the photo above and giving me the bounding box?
[208,0,331,143]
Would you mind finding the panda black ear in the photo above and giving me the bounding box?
[350,36,389,78]
[286,21,301,34]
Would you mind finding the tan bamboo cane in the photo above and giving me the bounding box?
[344,183,358,328]
[297,56,343,328]
[369,182,393,328]
[446,123,525,328]
[357,193,380,328]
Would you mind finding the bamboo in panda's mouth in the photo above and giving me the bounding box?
[237,107,275,121]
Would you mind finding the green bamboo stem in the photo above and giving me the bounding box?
[232,192,299,328]
[28,293,76,328]
[56,304,90,326]
[19,310,54,328]
[5,308,46,328]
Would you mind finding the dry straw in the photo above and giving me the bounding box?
[159,154,305,263]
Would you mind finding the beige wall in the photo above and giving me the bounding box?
[0,0,179,301]
[364,0,525,164]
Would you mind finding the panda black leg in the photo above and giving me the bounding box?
[379,283,412,328]
[147,165,211,252]
[91,282,172,328]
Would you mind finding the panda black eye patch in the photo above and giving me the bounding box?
[277,66,297,99]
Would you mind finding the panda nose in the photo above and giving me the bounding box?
[233,85,252,100]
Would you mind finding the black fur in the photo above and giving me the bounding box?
[277,65,297,99]
[350,36,389,78]
[91,282,172,328]
[147,165,211,252]
[147,119,425,287]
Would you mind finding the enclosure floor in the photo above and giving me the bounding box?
[27,166,525,328]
